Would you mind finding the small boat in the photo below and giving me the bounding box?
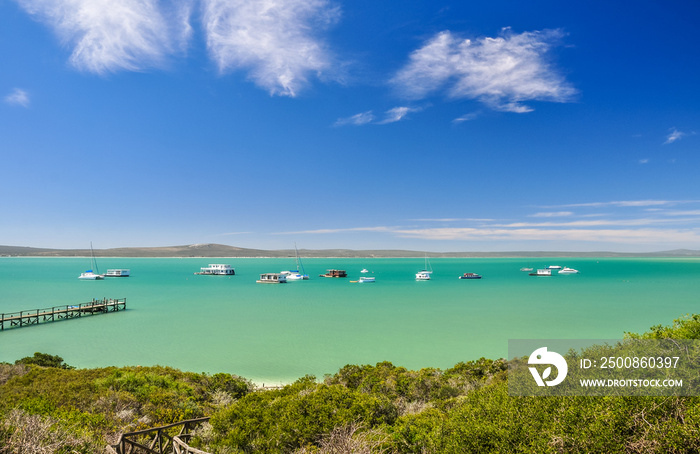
[195,264,235,275]
[416,255,433,280]
[79,270,104,280]
[520,267,533,272]
[281,244,309,280]
[547,265,563,270]
[78,243,104,280]
[459,273,482,279]
[319,269,347,278]
[257,273,287,283]
[558,267,580,274]
[105,269,130,277]
[361,269,369,273]
[281,271,308,281]
[529,269,552,276]
[352,276,376,283]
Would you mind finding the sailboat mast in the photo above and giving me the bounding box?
[295,243,305,274]
[90,242,99,274]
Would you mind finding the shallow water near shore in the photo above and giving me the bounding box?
[1,257,698,384]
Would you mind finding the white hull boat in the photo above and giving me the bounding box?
[79,243,104,280]
[79,271,104,280]
[282,244,309,280]
[416,255,433,280]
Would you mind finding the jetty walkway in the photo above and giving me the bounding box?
[0,298,126,331]
[108,417,211,454]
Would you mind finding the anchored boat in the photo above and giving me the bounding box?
[320,269,347,278]
[78,243,104,280]
[416,255,433,280]
[558,267,580,274]
[281,244,309,280]
[105,269,130,277]
[257,273,287,284]
[195,264,235,275]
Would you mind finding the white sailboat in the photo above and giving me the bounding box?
[415,255,433,280]
[79,243,104,280]
[281,243,309,281]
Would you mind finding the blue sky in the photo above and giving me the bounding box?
[2,0,699,252]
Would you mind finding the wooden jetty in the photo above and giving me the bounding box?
[0,298,126,331]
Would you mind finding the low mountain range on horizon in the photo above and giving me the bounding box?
[1,244,699,258]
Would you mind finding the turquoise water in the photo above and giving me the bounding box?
[1,257,699,384]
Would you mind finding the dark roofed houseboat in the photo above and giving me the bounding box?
[319,269,347,278]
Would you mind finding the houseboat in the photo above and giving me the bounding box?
[529,269,552,276]
[319,269,347,278]
[257,273,287,283]
[105,269,130,277]
[195,264,235,275]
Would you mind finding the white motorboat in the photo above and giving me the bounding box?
[105,269,130,277]
[558,267,580,274]
[361,269,369,273]
[547,265,563,270]
[358,276,375,283]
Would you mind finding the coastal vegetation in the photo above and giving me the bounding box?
[2,314,700,453]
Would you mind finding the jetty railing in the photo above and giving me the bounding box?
[108,417,211,454]
[0,298,126,331]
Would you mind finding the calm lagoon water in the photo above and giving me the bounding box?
[1,257,698,384]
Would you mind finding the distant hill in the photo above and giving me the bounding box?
[1,244,699,258]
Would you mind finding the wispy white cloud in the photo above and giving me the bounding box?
[4,88,30,107]
[277,226,394,235]
[452,112,479,123]
[278,222,700,246]
[334,110,375,126]
[529,211,573,218]
[542,200,694,209]
[377,106,422,124]
[16,0,185,74]
[391,28,576,112]
[335,106,421,126]
[391,227,700,245]
[664,128,686,144]
[492,218,700,228]
[275,199,700,248]
[391,29,576,113]
[202,0,340,96]
[15,0,338,96]
[409,218,496,222]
